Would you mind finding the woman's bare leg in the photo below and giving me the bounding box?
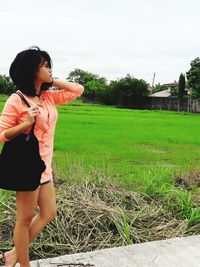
[29,182,57,241]
[5,182,56,266]
[11,189,39,267]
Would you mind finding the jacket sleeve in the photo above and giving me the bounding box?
[0,95,19,142]
[45,83,84,105]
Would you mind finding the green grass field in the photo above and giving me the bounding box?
[53,100,200,190]
[1,96,200,193]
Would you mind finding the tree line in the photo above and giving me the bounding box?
[0,57,199,105]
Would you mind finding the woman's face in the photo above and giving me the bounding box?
[36,59,52,84]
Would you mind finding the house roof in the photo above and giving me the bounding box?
[163,82,179,87]
[150,89,171,97]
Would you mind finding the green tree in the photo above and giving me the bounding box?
[67,68,98,86]
[67,68,108,102]
[103,74,148,105]
[84,78,108,102]
[0,75,15,95]
[111,74,148,97]
[178,73,186,99]
[186,57,200,97]
[170,86,178,96]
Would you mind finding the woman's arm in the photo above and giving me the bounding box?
[4,120,33,140]
[52,79,84,93]
[0,96,38,142]
[46,79,84,105]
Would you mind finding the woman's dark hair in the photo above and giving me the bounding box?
[9,46,53,96]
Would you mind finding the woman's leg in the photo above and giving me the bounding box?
[29,181,57,241]
[5,182,56,266]
[13,189,39,267]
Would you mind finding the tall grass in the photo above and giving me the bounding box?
[163,187,200,226]
[113,206,146,245]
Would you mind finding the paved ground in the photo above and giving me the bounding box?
[4,235,200,267]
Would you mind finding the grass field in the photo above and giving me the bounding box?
[53,100,200,191]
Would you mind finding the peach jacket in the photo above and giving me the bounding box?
[0,84,84,183]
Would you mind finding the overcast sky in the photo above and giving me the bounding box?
[0,0,199,85]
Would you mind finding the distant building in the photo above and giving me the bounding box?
[151,81,190,97]
[163,81,179,91]
[151,89,171,97]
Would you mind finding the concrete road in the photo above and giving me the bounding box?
[4,234,200,267]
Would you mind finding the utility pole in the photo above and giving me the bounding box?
[152,73,156,88]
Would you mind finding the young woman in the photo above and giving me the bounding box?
[0,46,84,267]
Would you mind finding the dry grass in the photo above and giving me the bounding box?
[175,170,200,189]
[0,174,199,263]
